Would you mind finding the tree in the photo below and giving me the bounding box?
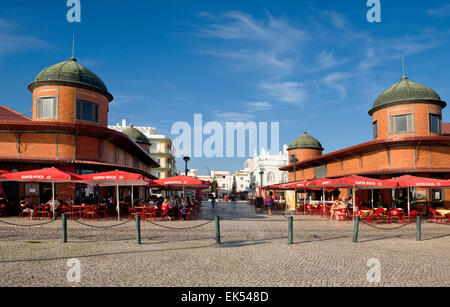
[211,179,218,195]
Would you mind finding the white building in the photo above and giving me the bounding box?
[188,169,234,198]
[234,170,251,193]
[109,119,178,178]
[245,145,289,193]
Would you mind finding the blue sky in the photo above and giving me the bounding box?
[1,0,449,174]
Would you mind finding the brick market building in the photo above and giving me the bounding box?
[0,57,159,206]
[280,75,450,209]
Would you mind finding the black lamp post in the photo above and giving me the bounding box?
[259,170,264,190]
[183,156,190,176]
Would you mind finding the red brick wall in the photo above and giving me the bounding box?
[32,85,109,127]
[373,102,443,140]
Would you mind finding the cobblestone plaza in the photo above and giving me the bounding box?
[0,202,449,287]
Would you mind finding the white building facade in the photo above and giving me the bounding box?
[109,119,178,178]
[245,145,289,193]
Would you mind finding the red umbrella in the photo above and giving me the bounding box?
[385,175,450,188]
[3,167,83,217]
[308,176,396,189]
[79,170,153,220]
[385,175,450,215]
[154,175,211,190]
[308,176,398,211]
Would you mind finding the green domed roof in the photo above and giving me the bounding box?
[122,125,150,145]
[369,76,446,115]
[28,58,113,101]
[289,132,324,151]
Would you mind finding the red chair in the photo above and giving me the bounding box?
[402,210,418,224]
[355,210,372,224]
[33,206,51,220]
[19,208,33,220]
[142,208,156,221]
[388,209,402,224]
[179,208,192,221]
[372,208,387,224]
[431,209,446,224]
[83,206,99,221]
[306,204,314,215]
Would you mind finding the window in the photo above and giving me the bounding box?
[373,121,378,138]
[315,165,327,179]
[76,99,99,123]
[430,114,441,134]
[267,172,275,184]
[36,97,57,119]
[133,157,139,169]
[389,114,413,134]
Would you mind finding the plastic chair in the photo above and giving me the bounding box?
[431,209,446,224]
[373,208,387,224]
[19,208,33,220]
[402,210,418,224]
[356,210,372,224]
[83,206,99,221]
[388,209,402,224]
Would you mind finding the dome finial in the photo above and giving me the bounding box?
[401,55,407,80]
[72,33,76,60]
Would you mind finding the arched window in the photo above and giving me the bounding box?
[282,173,288,183]
[267,172,275,184]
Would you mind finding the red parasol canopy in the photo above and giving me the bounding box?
[154,175,211,190]
[308,175,397,189]
[385,175,450,188]
[2,167,82,182]
[78,170,153,187]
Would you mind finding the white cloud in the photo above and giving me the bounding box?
[196,11,307,75]
[245,101,272,111]
[427,4,450,18]
[212,111,255,122]
[259,81,306,105]
[0,18,53,60]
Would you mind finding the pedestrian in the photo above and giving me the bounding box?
[211,195,216,208]
[265,193,274,216]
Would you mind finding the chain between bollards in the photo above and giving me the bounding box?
[215,216,221,244]
[136,215,141,245]
[288,216,293,245]
[353,216,360,243]
[416,216,422,241]
[62,213,67,243]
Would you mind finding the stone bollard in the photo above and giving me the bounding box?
[136,215,141,245]
[353,216,360,243]
[62,213,67,243]
[416,216,422,241]
[288,216,293,245]
[215,216,221,244]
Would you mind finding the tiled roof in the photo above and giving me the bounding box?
[0,106,31,122]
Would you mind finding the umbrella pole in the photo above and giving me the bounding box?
[116,184,120,221]
[303,189,306,214]
[131,186,134,209]
[52,181,55,220]
[407,186,410,215]
[353,186,356,212]
[371,189,374,209]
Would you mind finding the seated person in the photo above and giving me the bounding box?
[20,197,34,216]
[335,201,348,221]
[161,198,172,220]
[180,199,190,220]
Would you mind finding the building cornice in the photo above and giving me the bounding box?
[280,136,450,171]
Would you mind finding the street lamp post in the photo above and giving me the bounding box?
[259,170,264,197]
[183,156,190,176]
[290,154,299,214]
